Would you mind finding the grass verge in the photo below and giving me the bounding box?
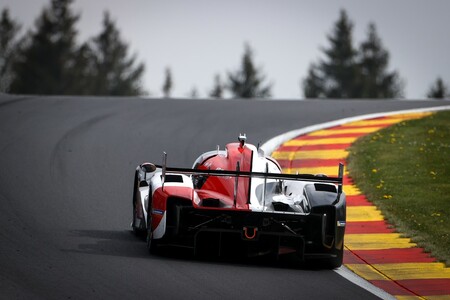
[347,110,450,266]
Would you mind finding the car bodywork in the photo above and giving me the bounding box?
[132,135,346,268]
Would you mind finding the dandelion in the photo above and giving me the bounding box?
[372,169,378,173]
[430,171,437,176]
[383,194,393,199]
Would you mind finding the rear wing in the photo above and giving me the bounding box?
[139,149,343,186]
[144,160,344,186]
[154,163,344,184]
[140,160,344,206]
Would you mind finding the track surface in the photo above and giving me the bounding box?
[0,95,447,299]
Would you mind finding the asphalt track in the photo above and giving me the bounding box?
[0,94,448,299]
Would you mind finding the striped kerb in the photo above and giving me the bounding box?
[272,112,450,299]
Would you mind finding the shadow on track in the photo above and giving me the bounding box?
[63,229,338,272]
[61,229,150,259]
[149,235,336,271]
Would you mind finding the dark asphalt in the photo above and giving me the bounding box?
[0,94,447,299]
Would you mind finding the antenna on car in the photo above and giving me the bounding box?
[333,162,344,205]
[162,152,167,191]
[337,162,344,193]
[262,162,269,209]
[257,141,265,156]
[233,161,240,207]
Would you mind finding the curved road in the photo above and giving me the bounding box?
[0,95,447,299]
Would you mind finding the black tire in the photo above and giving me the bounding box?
[131,171,145,236]
[146,222,159,255]
[324,248,343,269]
[145,199,160,254]
[132,206,146,236]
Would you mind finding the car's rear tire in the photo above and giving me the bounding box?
[324,248,343,269]
[146,227,159,254]
[146,208,160,254]
[132,205,146,236]
[131,171,145,236]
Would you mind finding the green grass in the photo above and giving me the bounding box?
[347,110,450,266]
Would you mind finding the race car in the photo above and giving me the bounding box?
[131,134,346,268]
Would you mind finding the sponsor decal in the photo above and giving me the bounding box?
[152,208,165,216]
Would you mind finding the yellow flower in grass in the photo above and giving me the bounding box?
[372,169,378,173]
[376,179,384,189]
[383,194,393,199]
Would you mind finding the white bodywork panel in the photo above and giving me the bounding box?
[145,171,193,239]
[139,186,149,224]
[247,144,311,214]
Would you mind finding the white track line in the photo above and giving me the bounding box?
[261,105,450,155]
[260,105,450,299]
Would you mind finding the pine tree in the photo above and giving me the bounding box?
[10,0,80,94]
[427,77,448,99]
[320,10,359,98]
[302,63,324,98]
[358,23,403,98]
[162,67,173,98]
[209,74,223,98]
[89,12,145,96]
[227,43,271,99]
[0,9,21,93]
[70,42,96,95]
[302,10,404,99]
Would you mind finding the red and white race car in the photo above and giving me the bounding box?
[131,135,346,268]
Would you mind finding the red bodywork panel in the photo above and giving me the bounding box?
[197,143,252,210]
[151,186,193,229]
[150,143,255,230]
